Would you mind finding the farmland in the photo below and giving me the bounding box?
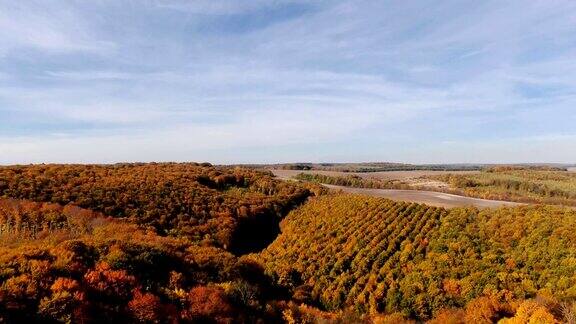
[321,185,522,208]
[426,168,576,206]
[273,167,576,208]
[271,168,479,183]
[272,169,521,208]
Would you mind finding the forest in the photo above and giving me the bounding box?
[0,163,575,323]
[0,198,295,323]
[0,163,313,253]
[259,194,576,323]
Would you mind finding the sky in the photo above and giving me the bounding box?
[1,0,576,164]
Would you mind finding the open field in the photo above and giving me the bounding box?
[426,168,576,206]
[273,168,576,208]
[271,169,518,208]
[322,184,524,208]
[246,162,484,173]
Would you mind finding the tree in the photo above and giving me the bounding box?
[182,286,234,323]
[128,290,163,323]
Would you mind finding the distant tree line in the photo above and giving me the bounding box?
[239,162,484,172]
[293,173,411,190]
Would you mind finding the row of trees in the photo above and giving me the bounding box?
[259,194,576,322]
[293,173,410,190]
[260,195,447,315]
[258,163,480,172]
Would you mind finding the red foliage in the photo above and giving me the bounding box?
[83,262,137,300]
[128,290,163,323]
[182,286,235,323]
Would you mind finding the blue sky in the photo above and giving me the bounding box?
[1,0,576,164]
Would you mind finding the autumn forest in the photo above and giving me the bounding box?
[0,163,575,323]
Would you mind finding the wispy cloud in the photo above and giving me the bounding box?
[0,1,114,56]
[0,0,575,163]
[44,71,135,81]
[155,0,324,15]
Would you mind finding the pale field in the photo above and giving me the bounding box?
[270,169,479,180]
[270,169,479,188]
[271,169,576,209]
[270,169,524,208]
[322,184,523,209]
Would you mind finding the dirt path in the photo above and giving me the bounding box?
[322,184,524,209]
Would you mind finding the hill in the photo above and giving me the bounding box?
[0,163,312,253]
[0,198,293,323]
[0,163,325,323]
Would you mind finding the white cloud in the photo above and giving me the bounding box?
[0,1,114,56]
[154,0,323,14]
[0,104,377,164]
[44,71,135,81]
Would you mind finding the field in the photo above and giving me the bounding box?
[274,167,576,208]
[259,194,576,322]
[272,169,478,190]
[244,162,483,173]
[272,169,523,208]
[426,168,576,206]
[322,185,522,208]
[272,169,479,182]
